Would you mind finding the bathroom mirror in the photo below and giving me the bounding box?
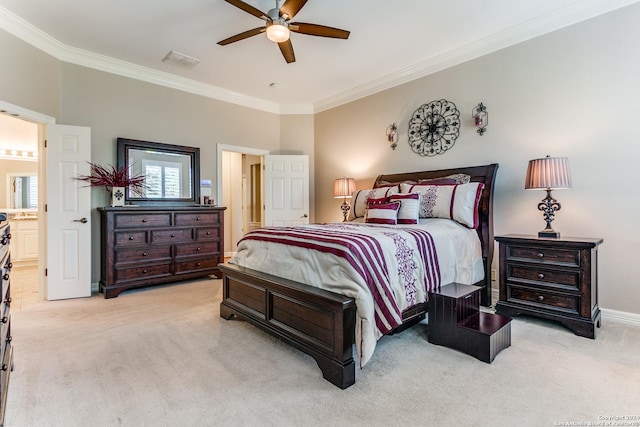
[117,138,200,206]
[9,174,38,209]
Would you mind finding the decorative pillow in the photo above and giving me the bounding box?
[365,201,401,225]
[403,182,485,228]
[349,185,400,220]
[389,193,420,224]
[417,173,471,185]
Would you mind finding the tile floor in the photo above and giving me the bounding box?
[9,265,39,311]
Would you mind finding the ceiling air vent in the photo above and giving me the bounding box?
[162,50,201,69]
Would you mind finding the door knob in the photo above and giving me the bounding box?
[301,214,308,218]
[73,218,88,224]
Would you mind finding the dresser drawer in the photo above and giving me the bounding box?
[151,228,194,244]
[114,263,172,282]
[115,231,148,246]
[115,246,172,264]
[0,281,9,316]
[505,245,580,267]
[506,264,580,289]
[175,258,218,274]
[507,285,579,315]
[114,213,171,229]
[195,227,220,241]
[174,242,219,257]
[175,212,221,227]
[0,313,9,355]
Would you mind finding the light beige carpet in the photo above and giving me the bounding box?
[6,278,640,426]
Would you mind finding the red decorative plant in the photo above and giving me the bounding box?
[76,162,147,196]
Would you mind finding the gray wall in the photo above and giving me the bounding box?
[0,28,289,284]
[315,4,640,315]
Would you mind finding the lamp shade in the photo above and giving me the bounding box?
[334,178,356,198]
[525,156,572,190]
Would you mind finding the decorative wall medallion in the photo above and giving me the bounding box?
[408,99,460,156]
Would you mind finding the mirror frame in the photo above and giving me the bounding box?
[117,137,200,206]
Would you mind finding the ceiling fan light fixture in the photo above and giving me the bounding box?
[266,19,290,43]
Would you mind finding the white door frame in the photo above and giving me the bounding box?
[216,144,269,206]
[0,100,56,300]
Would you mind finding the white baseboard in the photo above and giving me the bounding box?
[601,308,640,326]
[224,251,237,258]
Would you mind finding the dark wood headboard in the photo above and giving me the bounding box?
[373,163,499,306]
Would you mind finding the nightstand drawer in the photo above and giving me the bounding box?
[506,245,580,267]
[506,264,579,289]
[508,286,579,315]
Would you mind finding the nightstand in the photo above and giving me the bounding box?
[495,234,602,338]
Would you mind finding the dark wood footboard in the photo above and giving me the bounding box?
[219,263,357,389]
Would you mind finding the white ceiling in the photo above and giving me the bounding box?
[0,0,638,113]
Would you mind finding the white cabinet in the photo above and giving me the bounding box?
[8,218,38,264]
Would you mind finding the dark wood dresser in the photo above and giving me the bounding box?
[495,234,602,338]
[99,206,226,298]
[0,214,13,426]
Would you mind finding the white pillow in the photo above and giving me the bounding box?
[401,182,484,228]
[389,193,420,224]
[365,201,401,225]
[349,185,399,220]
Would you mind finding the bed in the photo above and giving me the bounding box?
[218,163,498,389]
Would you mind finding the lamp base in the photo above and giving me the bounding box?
[340,200,350,222]
[538,229,560,238]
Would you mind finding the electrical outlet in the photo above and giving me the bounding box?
[491,269,497,281]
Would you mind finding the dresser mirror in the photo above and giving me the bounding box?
[117,138,200,206]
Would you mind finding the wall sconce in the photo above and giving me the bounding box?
[333,177,356,222]
[525,155,572,238]
[386,123,398,150]
[472,102,488,136]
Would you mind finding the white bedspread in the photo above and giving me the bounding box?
[228,219,484,367]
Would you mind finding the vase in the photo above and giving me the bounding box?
[111,186,125,207]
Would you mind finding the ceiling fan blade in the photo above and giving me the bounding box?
[224,0,268,20]
[218,27,265,45]
[279,0,308,20]
[289,22,350,39]
[278,39,296,63]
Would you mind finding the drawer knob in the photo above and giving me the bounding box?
[142,252,147,257]
[2,273,8,281]
[537,295,544,301]
[196,217,200,221]
[129,236,134,241]
[1,364,7,372]
[142,219,147,223]
[5,336,11,343]
[537,273,545,279]
[206,231,211,236]
[171,234,175,238]
[1,316,7,324]
[143,269,148,274]
[537,253,544,258]
[6,262,12,269]
[197,247,201,251]
[196,262,201,267]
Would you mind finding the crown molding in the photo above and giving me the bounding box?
[313,0,640,113]
[3,1,639,116]
[0,5,283,114]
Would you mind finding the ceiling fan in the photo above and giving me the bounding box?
[217,0,350,64]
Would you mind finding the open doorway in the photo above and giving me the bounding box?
[218,144,268,258]
[0,113,41,309]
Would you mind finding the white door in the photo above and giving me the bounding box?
[263,155,309,226]
[46,124,92,300]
